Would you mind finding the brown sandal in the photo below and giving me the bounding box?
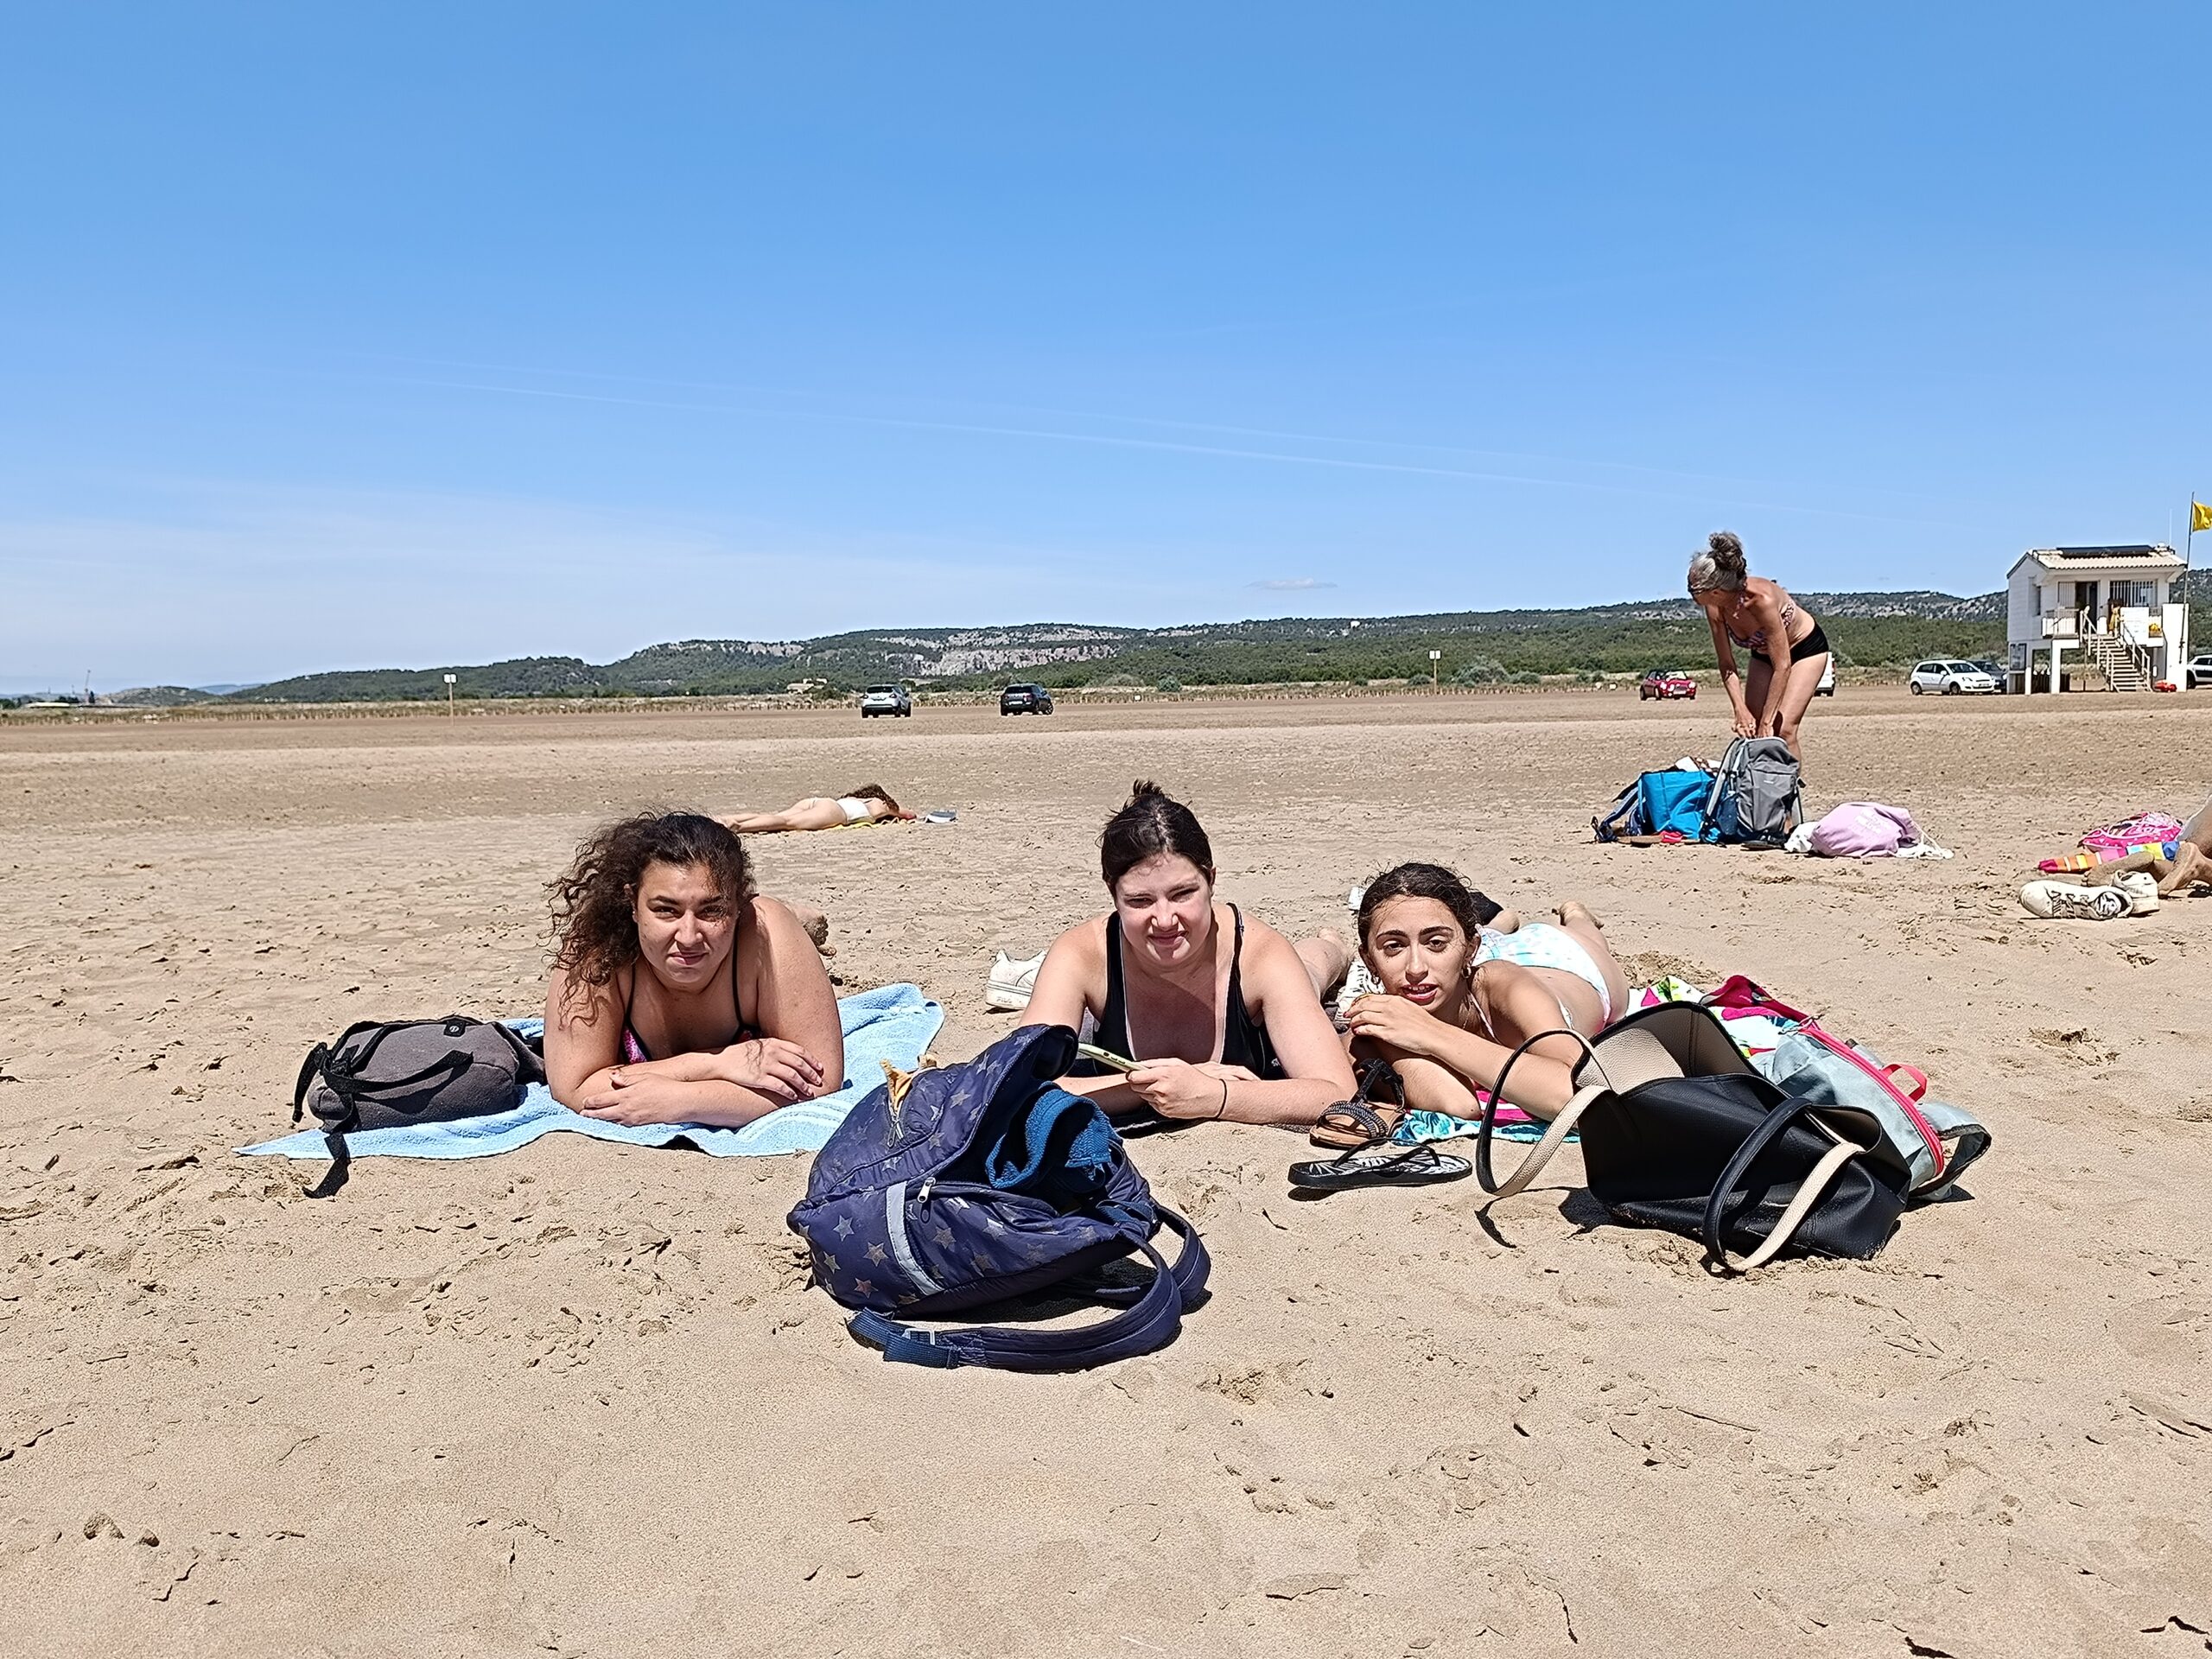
[1308,1058,1408,1150]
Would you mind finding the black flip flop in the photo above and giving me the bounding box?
[1289,1141,1472,1192]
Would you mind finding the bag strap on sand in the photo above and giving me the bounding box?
[844,1206,1210,1373]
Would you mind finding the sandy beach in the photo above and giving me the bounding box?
[3,688,2209,1657]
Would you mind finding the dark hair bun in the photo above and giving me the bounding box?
[1707,531,1747,579]
[1100,782,1213,890]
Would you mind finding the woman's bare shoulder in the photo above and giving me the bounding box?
[1045,914,1110,964]
[746,893,802,934]
[548,958,625,1033]
[1233,908,1297,959]
[1230,912,1309,999]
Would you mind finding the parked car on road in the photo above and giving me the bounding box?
[1908,659,1999,696]
[1000,683,1054,715]
[1638,668,1697,701]
[1969,660,2011,694]
[859,683,912,718]
[2189,654,2212,690]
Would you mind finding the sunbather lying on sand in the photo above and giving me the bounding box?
[2077,790,2212,895]
[722,785,913,835]
[1314,861,1630,1146]
[543,811,845,1127]
[1021,780,1357,1127]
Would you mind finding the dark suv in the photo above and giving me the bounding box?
[999,683,1054,715]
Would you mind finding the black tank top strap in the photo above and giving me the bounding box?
[1072,918,1132,1077]
[1221,905,1284,1080]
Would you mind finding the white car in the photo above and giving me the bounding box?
[2189,654,2212,690]
[857,684,912,718]
[1908,659,1999,696]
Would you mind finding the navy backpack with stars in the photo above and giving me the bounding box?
[787,1023,1210,1371]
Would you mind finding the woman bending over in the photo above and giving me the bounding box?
[544,811,844,1127]
[1022,781,1357,1128]
[724,784,913,835]
[1324,861,1628,1138]
[1688,531,1831,760]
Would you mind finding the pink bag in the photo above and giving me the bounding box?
[1808,801,1919,858]
[2081,813,2183,859]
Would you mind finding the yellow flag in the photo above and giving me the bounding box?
[2194,499,2212,533]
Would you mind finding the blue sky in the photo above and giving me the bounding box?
[5,3,2209,690]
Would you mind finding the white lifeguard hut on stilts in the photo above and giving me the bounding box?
[2005,544,2191,693]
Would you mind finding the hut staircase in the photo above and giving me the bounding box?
[2085,634,2151,692]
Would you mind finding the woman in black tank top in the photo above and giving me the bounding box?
[1021,782,1357,1128]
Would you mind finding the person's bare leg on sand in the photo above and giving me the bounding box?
[2083,844,2212,897]
[1297,927,1353,1002]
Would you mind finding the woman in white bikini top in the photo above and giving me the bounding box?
[1332,863,1630,1129]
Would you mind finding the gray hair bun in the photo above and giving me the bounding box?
[1688,530,1749,593]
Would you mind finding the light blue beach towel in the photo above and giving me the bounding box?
[240,982,942,1164]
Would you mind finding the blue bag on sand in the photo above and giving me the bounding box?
[1637,769,1714,837]
[787,1025,1209,1372]
[1592,780,1643,842]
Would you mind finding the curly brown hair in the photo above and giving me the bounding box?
[842,783,900,811]
[549,812,754,1007]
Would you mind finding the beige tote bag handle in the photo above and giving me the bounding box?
[1472,1027,1608,1198]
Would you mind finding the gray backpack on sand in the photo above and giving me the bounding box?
[292,1016,544,1193]
[1702,737,1804,845]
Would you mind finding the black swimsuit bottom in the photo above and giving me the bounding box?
[1071,903,1284,1079]
[1788,621,1832,664]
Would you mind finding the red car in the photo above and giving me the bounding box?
[1639,668,1697,701]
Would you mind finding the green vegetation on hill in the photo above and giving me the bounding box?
[215,590,2018,702]
[235,657,601,702]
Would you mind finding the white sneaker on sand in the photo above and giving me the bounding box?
[1333,958,1383,1018]
[2113,870,2161,915]
[2019,880,2128,920]
[986,950,1046,1011]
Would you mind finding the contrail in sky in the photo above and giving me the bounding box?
[378,372,1972,531]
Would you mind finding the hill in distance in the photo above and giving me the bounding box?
[219,588,2029,702]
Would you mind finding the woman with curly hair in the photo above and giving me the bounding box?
[543,811,843,1127]
[1688,530,1831,760]
[722,784,912,835]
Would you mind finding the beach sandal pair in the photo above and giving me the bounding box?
[1290,1058,1471,1192]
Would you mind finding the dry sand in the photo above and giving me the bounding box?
[3,689,2209,1657]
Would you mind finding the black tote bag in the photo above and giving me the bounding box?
[1474,1002,1908,1270]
